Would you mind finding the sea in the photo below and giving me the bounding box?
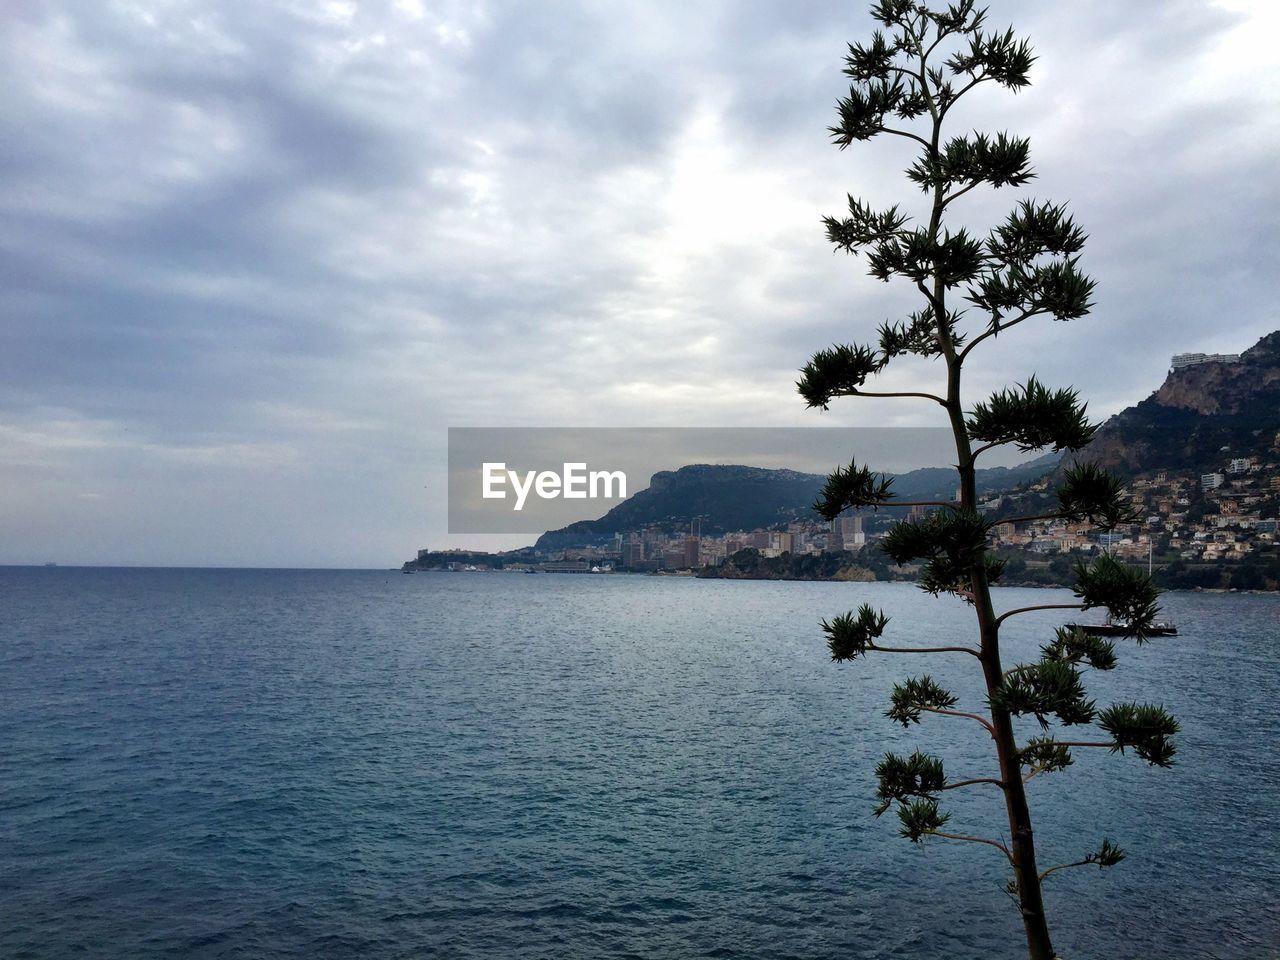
[2,567,1277,959]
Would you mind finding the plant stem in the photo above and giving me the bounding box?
[916,38,1056,955]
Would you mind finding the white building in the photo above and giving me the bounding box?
[1171,352,1240,370]
[1228,458,1253,474]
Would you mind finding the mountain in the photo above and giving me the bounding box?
[1077,331,1280,474]
[534,455,1060,551]
[536,465,817,551]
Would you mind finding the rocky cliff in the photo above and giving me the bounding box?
[1078,331,1280,474]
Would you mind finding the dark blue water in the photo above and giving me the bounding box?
[2,568,1277,959]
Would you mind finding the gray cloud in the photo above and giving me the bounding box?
[0,0,1276,565]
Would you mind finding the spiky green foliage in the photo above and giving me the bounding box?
[897,797,950,843]
[986,200,1087,266]
[1017,737,1074,776]
[967,254,1096,324]
[1033,838,1125,891]
[964,198,1095,332]
[882,509,991,596]
[874,750,946,815]
[1097,703,1179,767]
[966,377,1096,453]
[946,24,1034,90]
[965,200,1096,332]
[822,604,890,661]
[862,0,1035,97]
[1040,627,1117,672]
[830,77,923,147]
[1057,463,1139,529]
[1073,555,1161,640]
[865,226,987,287]
[840,27,900,83]
[824,196,912,254]
[887,675,958,727]
[827,3,1083,330]
[907,131,1034,192]
[991,661,1096,729]
[797,343,884,410]
[813,461,895,520]
[1085,837,1127,869]
[877,307,966,360]
[828,3,946,147]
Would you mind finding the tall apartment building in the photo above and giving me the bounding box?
[836,513,865,549]
[621,539,645,567]
[682,536,701,569]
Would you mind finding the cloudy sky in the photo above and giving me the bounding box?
[2,0,1277,567]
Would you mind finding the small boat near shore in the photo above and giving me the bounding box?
[1066,618,1178,637]
[1066,545,1179,636]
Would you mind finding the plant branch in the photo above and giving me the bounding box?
[939,75,989,120]
[926,829,1014,862]
[841,389,948,403]
[959,308,1041,362]
[938,777,1005,792]
[1049,741,1118,750]
[923,706,998,737]
[923,34,947,63]
[883,64,920,80]
[922,21,957,63]
[880,126,932,150]
[1038,859,1096,882]
[994,603,1086,627]
[940,179,983,210]
[871,642,982,658]
[915,279,943,315]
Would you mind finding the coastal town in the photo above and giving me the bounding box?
[991,456,1279,563]
[410,450,1280,589]
[409,347,1280,589]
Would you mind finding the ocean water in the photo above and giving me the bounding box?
[1,568,1277,960]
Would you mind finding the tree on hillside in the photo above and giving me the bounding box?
[798,4,1177,958]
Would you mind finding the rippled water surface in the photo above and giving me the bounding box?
[2,567,1277,959]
